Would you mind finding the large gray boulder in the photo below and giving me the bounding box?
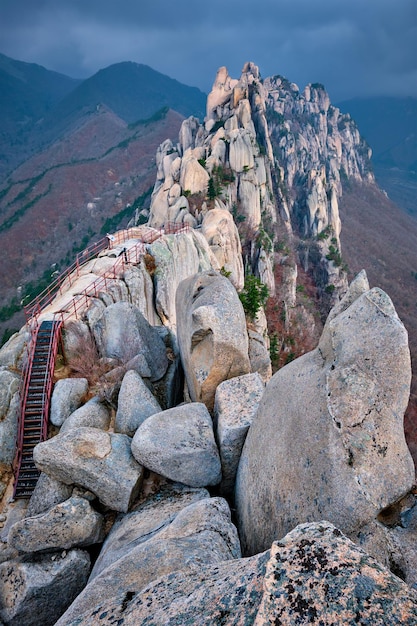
[0,368,20,472]
[50,378,88,427]
[33,427,144,512]
[8,496,104,553]
[0,549,90,626]
[114,370,162,436]
[26,473,73,517]
[213,372,264,496]
[248,328,272,383]
[92,301,168,381]
[131,403,221,487]
[176,270,250,411]
[90,483,210,580]
[55,497,240,625]
[56,521,417,626]
[150,230,217,328]
[236,281,415,555]
[254,521,417,625]
[201,208,244,291]
[59,397,110,434]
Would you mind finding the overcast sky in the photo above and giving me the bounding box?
[1,0,416,102]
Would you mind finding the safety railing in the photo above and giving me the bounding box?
[23,238,109,324]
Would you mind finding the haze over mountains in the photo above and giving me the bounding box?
[338,96,417,218]
[0,53,206,179]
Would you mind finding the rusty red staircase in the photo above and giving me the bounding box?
[13,319,62,498]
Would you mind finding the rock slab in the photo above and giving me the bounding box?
[235,284,415,555]
[0,549,90,626]
[33,427,144,512]
[131,402,221,487]
[214,372,264,496]
[55,522,417,625]
[8,496,104,553]
[55,497,240,625]
[176,270,250,410]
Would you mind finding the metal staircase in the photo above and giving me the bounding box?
[13,319,62,498]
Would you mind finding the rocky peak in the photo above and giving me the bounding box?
[142,62,376,326]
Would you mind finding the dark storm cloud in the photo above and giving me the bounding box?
[0,0,416,100]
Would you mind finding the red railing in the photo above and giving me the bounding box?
[13,320,62,495]
[23,238,109,323]
[23,222,191,326]
[13,221,193,495]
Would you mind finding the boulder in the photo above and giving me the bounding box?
[0,328,28,370]
[213,373,264,496]
[90,483,210,580]
[0,549,90,626]
[229,128,255,173]
[26,473,73,517]
[56,521,417,625]
[8,496,104,553]
[176,270,250,411]
[179,152,210,195]
[122,264,160,326]
[201,208,244,290]
[131,403,221,488]
[50,378,88,427]
[254,521,417,625]
[150,230,217,328]
[0,368,21,469]
[248,328,272,383]
[92,301,168,381]
[55,497,240,625]
[59,397,110,434]
[33,427,144,513]
[114,370,161,437]
[235,285,414,555]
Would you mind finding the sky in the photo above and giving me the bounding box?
[1,0,416,103]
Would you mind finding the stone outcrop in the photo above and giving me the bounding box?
[0,61,412,626]
[247,328,272,383]
[149,230,218,328]
[0,549,90,626]
[59,397,111,434]
[92,301,168,381]
[33,427,144,512]
[90,483,210,580]
[55,497,240,625]
[114,369,162,436]
[131,403,221,487]
[50,378,88,427]
[8,496,104,553]
[201,208,244,290]
[56,522,417,625]
[176,270,250,410]
[214,372,264,496]
[235,280,414,556]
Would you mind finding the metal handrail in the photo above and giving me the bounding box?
[23,238,109,323]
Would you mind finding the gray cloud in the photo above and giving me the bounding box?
[1,0,416,101]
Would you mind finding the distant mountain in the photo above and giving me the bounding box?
[0,54,207,182]
[337,97,417,217]
[0,106,184,343]
[44,61,207,130]
[0,53,81,178]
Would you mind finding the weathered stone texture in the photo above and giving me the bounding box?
[236,286,414,555]
[33,427,144,512]
[176,270,250,411]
